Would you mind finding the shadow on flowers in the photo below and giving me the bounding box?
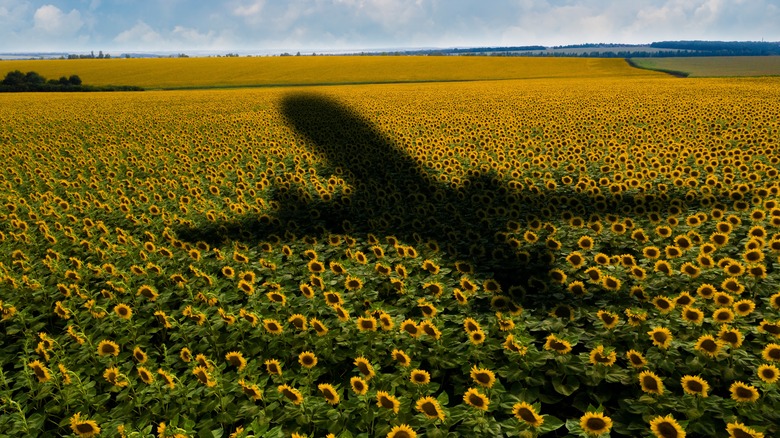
[176,92,725,306]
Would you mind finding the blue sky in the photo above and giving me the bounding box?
[1,0,779,53]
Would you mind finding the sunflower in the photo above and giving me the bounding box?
[643,246,661,259]
[237,280,254,295]
[626,349,647,368]
[649,414,686,438]
[354,356,375,379]
[70,412,101,438]
[265,359,282,376]
[323,291,343,307]
[652,296,675,314]
[757,364,779,384]
[718,325,744,348]
[350,376,368,395]
[463,387,489,411]
[417,299,437,318]
[310,318,329,336]
[589,345,616,366]
[568,281,587,296]
[415,396,445,421]
[463,317,481,333]
[225,351,246,371]
[594,253,610,265]
[710,307,734,324]
[266,291,286,306]
[550,305,575,320]
[378,312,394,330]
[544,334,573,354]
[137,366,155,384]
[733,299,755,316]
[726,422,764,438]
[299,283,315,299]
[512,401,544,427]
[665,245,683,259]
[419,321,442,339]
[680,375,709,397]
[578,235,594,250]
[97,339,120,357]
[730,381,760,402]
[180,347,192,363]
[103,367,128,387]
[113,303,133,320]
[318,383,340,405]
[470,365,496,388]
[580,412,612,436]
[422,282,443,297]
[654,260,673,275]
[376,390,400,413]
[468,329,486,345]
[762,343,780,361]
[695,335,723,357]
[263,319,283,335]
[496,313,515,331]
[721,278,744,295]
[770,292,780,310]
[238,379,263,401]
[696,283,717,299]
[58,363,71,385]
[28,360,51,382]
[334,305,350,322]
[758,320,780,337]
[681,306,704,325]
[711,232,729,247]
[386,424,416,438]
[648,327,673,349]
[288,314,307,330]
[345,275,363,291]
[157,368,175,389]
[639,370,664,395]
[292,351,317,370]
[278,384,303,405]
[400,319,420,338]
[679,262,700,278]
[410,369,430,385]
[307,259,325,274]
[548,268,567,284]
[193,366,216,387]
[391,349,411,368]
[137,284,159,301]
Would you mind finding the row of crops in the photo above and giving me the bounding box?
[1,73,779,437]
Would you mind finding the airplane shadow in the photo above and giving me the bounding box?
[175,93,727,307]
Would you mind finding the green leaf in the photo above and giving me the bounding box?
[537,415,565,434]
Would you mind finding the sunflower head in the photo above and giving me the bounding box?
[580,412,613,436]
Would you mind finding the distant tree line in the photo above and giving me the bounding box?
[65,50,111,59]
[650,40,780,56]
[0,70,143,92]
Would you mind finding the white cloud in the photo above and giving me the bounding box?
[114,21,161,45]
[113,21,234,50]
[33,4,83,36]
[234,0,265,17]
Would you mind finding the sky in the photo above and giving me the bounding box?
[1,0,779,54]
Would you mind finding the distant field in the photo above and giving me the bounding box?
[0,56,659,89]
[629,56,780,77]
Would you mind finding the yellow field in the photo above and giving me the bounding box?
[0,56,659,89]
[2,62,780,437]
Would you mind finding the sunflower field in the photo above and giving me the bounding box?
[1,61,779,438]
